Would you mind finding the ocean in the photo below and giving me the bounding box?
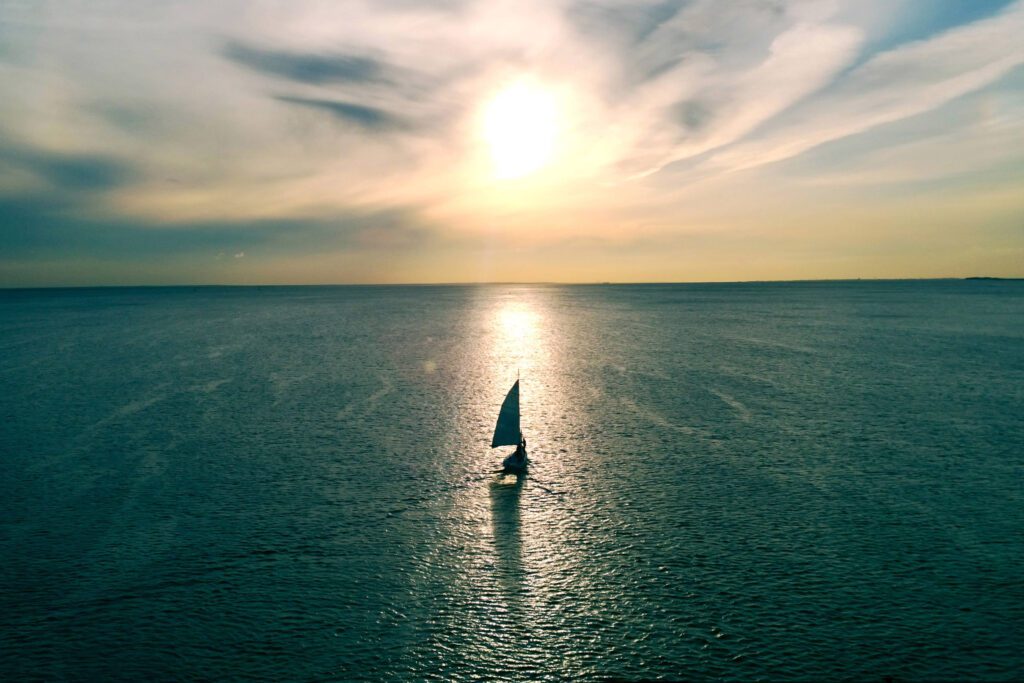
[1,281,1022,681]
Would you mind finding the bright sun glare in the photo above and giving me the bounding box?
[482,79,560,180]
[499,307,534,341]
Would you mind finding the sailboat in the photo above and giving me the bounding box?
[492,379,528,474]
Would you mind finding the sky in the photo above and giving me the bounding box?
[0,0,1022,286]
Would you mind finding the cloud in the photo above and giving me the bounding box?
[638,18,864,176]
[273,95,405,130]
[778,85,1024,189]
[567,0,687,55]
[0,142,135,192]
[222,41,388,85]
[560,0,865,177]
[705,1,1024,173]
[0,194,433,262]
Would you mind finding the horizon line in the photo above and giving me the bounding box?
[2,276,1020,291]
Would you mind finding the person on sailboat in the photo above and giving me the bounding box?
[514,435,527,460]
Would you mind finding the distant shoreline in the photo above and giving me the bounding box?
[963,276,1018,281]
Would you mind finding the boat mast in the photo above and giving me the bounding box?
[517,368,522,441]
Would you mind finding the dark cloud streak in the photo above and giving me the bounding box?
[223,41,388,85]
[274,95,406,130]
[1,144,134,192]
[0,196,431,261]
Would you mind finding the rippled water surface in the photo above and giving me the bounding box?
[2,282,1022,681]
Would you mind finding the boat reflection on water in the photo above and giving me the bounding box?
[489,474,525,593]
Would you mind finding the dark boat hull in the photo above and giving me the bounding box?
[502,451,528,474]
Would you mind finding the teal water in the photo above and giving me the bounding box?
[1,281,1022,681]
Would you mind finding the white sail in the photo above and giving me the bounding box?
[491,380,521,448]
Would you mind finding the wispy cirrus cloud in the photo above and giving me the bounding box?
[706,0,1024,173]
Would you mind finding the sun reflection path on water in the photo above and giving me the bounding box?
[484,288,571,477]
[429,287,608,675]
[493,300,542,375]
[486,292,580,477]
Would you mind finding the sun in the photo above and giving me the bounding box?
[481,79,560,180]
